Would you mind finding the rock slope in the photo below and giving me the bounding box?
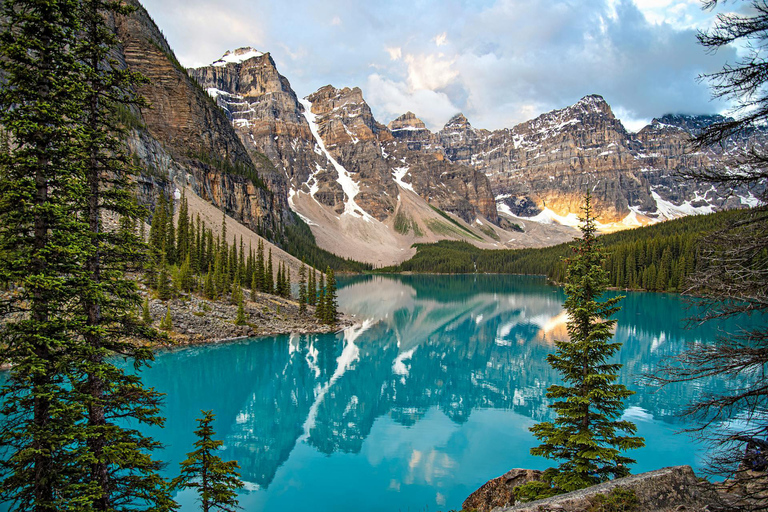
[189,49,543,265]
[428,95,766,227]
[116,5,291,241]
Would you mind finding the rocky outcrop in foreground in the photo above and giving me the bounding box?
[464,466,721,512]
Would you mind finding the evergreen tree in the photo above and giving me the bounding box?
[148,193,167,259]
[235,292,246,326]
[73,0,178,503]
[160,306,173,331]
[298,263,307,314]
[323,267,337,325]
[316,273,326,322]
[255,239,265,292]
[172,411,244,512]
[266,249,274,294]
[308,269,316,306]
[165,198,175,265]
[0,0,87,505]
[520,193,644,499]
[142,297,152,326]
[177,191,189,262]
[284,266,291,299]
[156,252,172,300]
[203,263,216,300]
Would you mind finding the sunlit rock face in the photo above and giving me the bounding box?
[189,52,500,264]
[430,95,766,227]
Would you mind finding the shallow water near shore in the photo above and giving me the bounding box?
[2,275,763,511]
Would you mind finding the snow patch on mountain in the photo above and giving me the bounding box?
[212,47,264,67]
[392,166,414,192]
[298,97,374,222]
[651,191,715,219]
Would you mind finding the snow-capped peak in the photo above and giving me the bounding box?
[212,47,264,67]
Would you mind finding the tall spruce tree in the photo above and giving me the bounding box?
[520,193,643,499]
[172,411,244,512]
[323,266,337,326]
[0,0,87,507]
[316,273,326,322]
[68,0,176,508]
[298,263,307,314]
[0,0,175,509]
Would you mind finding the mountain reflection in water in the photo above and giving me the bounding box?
[137,274,752,512]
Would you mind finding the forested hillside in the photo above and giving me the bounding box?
[381,209,747,293]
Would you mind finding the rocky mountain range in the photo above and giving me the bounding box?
[188,46,766,262]
[114,0,765,267]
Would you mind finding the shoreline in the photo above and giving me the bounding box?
[143,286,354,349]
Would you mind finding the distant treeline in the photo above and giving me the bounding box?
[380,209,749,293]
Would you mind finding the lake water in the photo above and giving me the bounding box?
[0,274,756,511]
[139,274,755,511]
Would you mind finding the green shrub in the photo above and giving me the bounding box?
[586,487,639,512]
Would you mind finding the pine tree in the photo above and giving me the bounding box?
[172,411,244,512]
[266,249,274,294]
[0,0,176,507]
[520,192,644,500]
[142,297,152,325]
[156,252,172,300]
[160,305,173,331]
[284,266,291,299]
[299,263,308,314]
[0,0,88,505]
[308,269,316,306]
[235,292,247,326]
[165,198,176,265]
[177,191,189,262]
[323,266,337,325]
[204,263,216,300]
[255,239,265,292]
[316,273,326,322]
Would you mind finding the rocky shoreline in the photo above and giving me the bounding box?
[141,285,354,348]
[463,465,767,512]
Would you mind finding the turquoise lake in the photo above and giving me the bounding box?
[1,274,758,511]
[140,274,755,511]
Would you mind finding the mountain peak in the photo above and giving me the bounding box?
[651,113,728,135]
[388,111,428,132]
[444,113,471,130]
[212,47,265,67]
[573,94,612,115]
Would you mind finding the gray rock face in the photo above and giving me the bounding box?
[116,4,289,234]
[474,466,722,512]
[463,469,543,512]
[429,95,766,224]
[189,54,499,227]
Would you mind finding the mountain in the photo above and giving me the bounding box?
[115,4,765,269]
[189,49,574,266]
[428,95,765,228]
[117,6,291,238]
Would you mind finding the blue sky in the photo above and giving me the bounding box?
[141,0,739,132]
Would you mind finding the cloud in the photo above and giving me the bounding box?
[366,74,460,131]
[386,47,402,60]
[140,0,736,131]
[331,15,342,26]
[404,53,458,91]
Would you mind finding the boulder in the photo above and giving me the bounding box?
[462,469,543,512]
[466,466,722,512]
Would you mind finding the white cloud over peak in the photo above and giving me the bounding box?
[142,0,735,131]
[366,74,459,131]
[404,53,459,91]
